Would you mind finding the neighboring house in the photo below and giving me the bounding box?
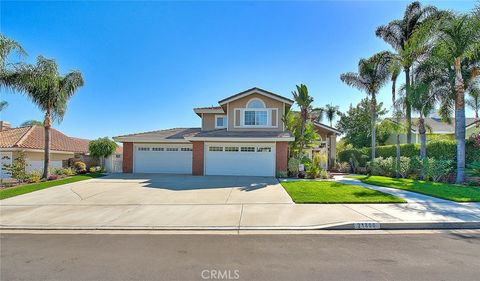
[0,121,90,178]
[385,117,480,145]
[305,122,341,169]
[104,145,123,173]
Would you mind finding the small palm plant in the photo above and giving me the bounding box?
[324,103,340,127]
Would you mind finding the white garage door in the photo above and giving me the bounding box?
[205,143,275,177]
[134,144,192,174]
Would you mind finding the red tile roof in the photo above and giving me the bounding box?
[0,126,90,153]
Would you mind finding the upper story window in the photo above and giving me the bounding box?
[244,98,268,126]
[215,115,227,128]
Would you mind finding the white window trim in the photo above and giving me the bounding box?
[215,115,227,129]
[234,108,278,128]
[246,98,266,109]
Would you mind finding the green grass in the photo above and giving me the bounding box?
[0,173,105,200]
[280,180,406,204]
[348,175,480,202]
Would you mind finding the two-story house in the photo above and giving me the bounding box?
[113,87,338,177]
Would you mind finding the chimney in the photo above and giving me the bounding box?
[0,121,11,131]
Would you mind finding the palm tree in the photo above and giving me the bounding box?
[0,100,7,111]
[0,34,27,90]
[408,82,437,179]
[434,12,480,183]
[20,120,43,127]
[324,104,340,127]
[340,51,392,159]
[292,84,314,159]
[390,60,402,177]
[375,1,438,144]
[4,56,84,178]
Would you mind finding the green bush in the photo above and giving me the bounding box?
[73,161,86,172]
[49,168,66,176]
[338,149,368,167]
[306,154,321,179]
[2,152,28,182]
[276,170,287,178]
[427,140,456,161]
[319,169,330,179]
[398,156,411,179]
[27,170,42,183]
[64,167,75,176]
[287,158,300,177]
[335,162,351,173]
[467,161,480,178]
[424,158,454,182]
[369,157,395,177]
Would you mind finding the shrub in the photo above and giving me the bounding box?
[338,149,368,167]
[287,158,300,177]
[47,174,59,181]
[2,152,28,182]
[335,162,351,173]
[49,168,66,176]
[27,170,42,183]
[424,158,454,182]
[319,169,330,179]
[276,170,287,178]
[369,157,395,177]
[467,161,480,178]
[427,140,456,161]
[398,156,411,178]
[306,154,321,179]
[73,161,86,172]
[64,167,75,176]
[89,167,97,173]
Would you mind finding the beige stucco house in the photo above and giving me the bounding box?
[113,87,338,177]
[0,121,90,178]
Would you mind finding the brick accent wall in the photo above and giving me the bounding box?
[192,141,204,176]
[123,142,133,173]
[276,142,288,175]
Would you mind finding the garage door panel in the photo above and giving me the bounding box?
[134,144,192,174]
[205,143,275,177]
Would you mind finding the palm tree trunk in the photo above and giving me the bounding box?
[405,67,412,144]
[396,133,401,177]
[419,115,427,180]
[371,94,377,160]
[454,57,466,184]
[298,110,306,159]
[42,110,51,179]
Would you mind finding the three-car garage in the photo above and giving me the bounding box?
[131,142,276,176]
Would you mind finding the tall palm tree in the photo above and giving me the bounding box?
[434,12,480,183]
[375,1,438,144]
[4,56,84,178]
[292,84,314,159]
[324,103,340,127]
[390,60,402,177]
[0,34,27,89]
[340,51,392,159]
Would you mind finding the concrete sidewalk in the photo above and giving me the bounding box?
[2,201,480,230]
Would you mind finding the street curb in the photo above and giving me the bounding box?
[2,221,480,231]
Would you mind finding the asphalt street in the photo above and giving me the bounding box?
[1,232,479,281]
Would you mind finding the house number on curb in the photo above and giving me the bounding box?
[354,222,380,230]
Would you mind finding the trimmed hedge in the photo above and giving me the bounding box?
[339,140,480,166]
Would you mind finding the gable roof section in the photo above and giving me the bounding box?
[387,117,478,133]
[313,122,342,135]
[0,126,90,153]
[113,128,201,142]
[218,87,294,106]
[193,106,225,117]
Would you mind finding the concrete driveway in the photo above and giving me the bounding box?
[0,174,294,205]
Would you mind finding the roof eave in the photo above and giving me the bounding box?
[218,88,294,106]
[184,136,295,142]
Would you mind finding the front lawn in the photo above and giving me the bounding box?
[280,180,406,204]
[349,175,480,202]
[0,173,105,200]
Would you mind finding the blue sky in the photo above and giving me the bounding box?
[0,1,475,140]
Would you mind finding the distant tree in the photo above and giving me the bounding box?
[0,100,7,111]
[337,98,387,149]
[89,137,117,168]
[20,120,43,127]
[467,86,479,121]
[324,104,341,127]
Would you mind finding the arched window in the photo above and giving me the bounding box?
[246,98,266,109]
